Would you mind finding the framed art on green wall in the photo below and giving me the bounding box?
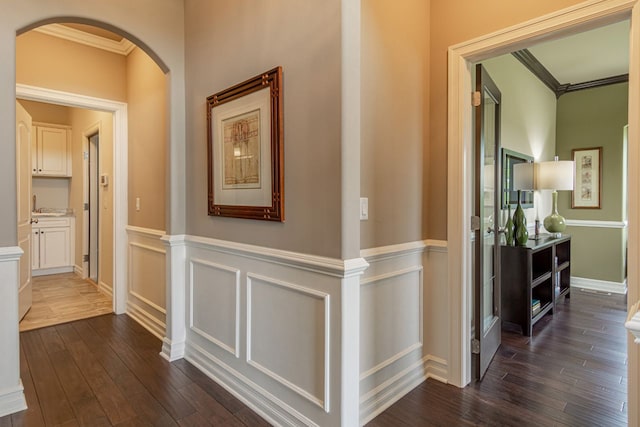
[572,147,602,209]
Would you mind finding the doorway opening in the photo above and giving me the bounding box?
[447,0,639,399]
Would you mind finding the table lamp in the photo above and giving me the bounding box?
[537,156,574,237]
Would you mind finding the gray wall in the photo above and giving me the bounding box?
[184,0,344,258]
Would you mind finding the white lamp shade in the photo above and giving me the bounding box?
[538,160,574,190]
[513,162,535,190]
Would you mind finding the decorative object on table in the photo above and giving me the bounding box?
[513,190,528,246]
[502,148,534,209]
[512,161,535,246]
[505,202,514,246]
[571,147,602,209]
[538,156,574,237]
[206,67,284,221]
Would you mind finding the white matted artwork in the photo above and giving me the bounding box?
[572,147,602,209]
[206,67,284,221]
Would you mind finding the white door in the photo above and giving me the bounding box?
[16,101,33,320]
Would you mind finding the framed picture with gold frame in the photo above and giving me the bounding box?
[572,146,602,209]
[207,67,284,221]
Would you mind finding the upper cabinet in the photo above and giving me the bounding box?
[32,123,71,177]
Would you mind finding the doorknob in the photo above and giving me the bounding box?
[487,226,505,234]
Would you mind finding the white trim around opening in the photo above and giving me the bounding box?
[447,0,639,400]
[16,83,128,315]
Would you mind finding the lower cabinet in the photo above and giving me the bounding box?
[32,217,75,276]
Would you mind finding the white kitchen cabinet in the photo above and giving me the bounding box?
[32,216,75,276]
[32,123,72,177]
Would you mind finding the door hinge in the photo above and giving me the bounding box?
[83,151,89,160]
[83,254,89,262]
[471,215,481,231]
[471,338,480,354]
[84,203,89,211]
[472,91,482,107]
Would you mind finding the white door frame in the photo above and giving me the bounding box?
[446,0,639,401]
[16,83,128,315]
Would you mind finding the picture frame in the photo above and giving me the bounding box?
[501,148,534,209]
[572,147,602,209]
[207,67,284,221]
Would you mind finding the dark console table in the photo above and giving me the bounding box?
[501,235,571,336]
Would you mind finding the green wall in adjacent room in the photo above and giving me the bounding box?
[556,83,628,284]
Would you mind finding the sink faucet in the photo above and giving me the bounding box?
[32,194,36,213]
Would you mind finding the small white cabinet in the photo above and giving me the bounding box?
[32,123,72,177]
[32,216,75,276]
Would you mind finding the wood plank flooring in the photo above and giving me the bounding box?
[20,273,113,332]
[1,314,269,426]
[368,289,629,426]
[2,286,628,426]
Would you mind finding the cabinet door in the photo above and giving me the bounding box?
[37,126,69,176]
[32,229,40,270]
[39,227,70,269]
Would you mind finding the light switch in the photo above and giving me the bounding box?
[136,197,141,212]
[360,197,368,220]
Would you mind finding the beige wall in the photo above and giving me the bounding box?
[360,0,429,249]
[428,0,586,240]
[17,99,70,125]
[127,47,167,231]
[184,0,343,258]
[69,108,114,288]
[17,31,127,102]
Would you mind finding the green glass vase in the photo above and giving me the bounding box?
[505,204,514,246]
[513,190,528,246]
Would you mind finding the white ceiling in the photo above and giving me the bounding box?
[528,20,630,84]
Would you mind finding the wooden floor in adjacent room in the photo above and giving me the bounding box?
[19,273,113,332]
[368,289,629,426]
[1,314,269,426]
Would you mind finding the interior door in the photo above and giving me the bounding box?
[16,101,33,320]
[473,64,502,380]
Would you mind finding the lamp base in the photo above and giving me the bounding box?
[543,213,566,236]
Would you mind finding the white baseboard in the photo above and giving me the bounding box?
[0,381,27,418]
[32,266,74,277]
[160,337,185,362]
[98,280,112,297]
[571,276,627,295]
[186,342,316,427]
[73,264,83,276]
[126,302,165,340]
[359,355,447,425]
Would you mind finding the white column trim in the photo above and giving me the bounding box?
[626,299,640,344]
[160,234,187,362]
[0,381,27,418]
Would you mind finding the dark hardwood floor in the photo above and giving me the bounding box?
[0,314,269,426]
[1,289,628,426]
[368,289,629,426]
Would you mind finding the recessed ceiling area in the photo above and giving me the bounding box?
[527,20,630,84]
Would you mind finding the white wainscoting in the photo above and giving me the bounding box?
[180,235,367,427]
[359,240,449,425]
[126,226,166,339]
[0,247,27,417]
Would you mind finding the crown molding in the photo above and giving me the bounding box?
[33,24,135,56]
[512,48,628,97]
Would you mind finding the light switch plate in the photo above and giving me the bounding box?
[360,197,368,220]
